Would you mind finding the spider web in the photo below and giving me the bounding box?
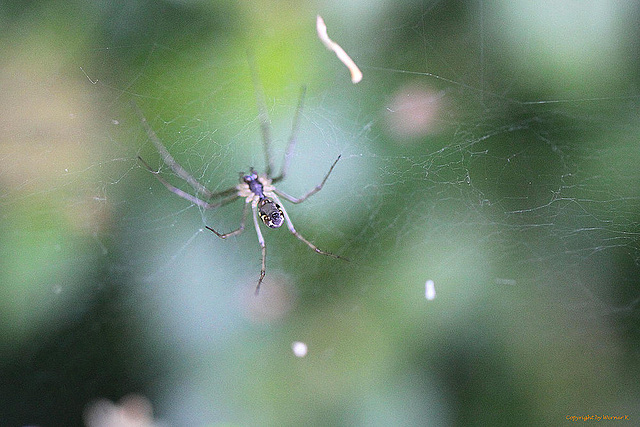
[1,1,639,425]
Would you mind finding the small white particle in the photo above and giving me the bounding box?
[425,280,436,300]
[292,341,308,357]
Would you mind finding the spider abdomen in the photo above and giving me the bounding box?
[258,198,284,228]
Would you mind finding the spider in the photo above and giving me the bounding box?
[135,83,346,293]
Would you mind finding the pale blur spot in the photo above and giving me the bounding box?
[242,273,296,323]
[292,341,308,357]
[84,394,157,427]
[385,83,446,140]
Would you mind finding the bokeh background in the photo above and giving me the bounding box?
[1,1,640,425]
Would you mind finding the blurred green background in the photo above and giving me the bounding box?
[1,0,640,425]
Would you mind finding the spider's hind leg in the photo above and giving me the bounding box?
[250,201,268,294]
[273,195,348,262]
[205,202,249,238]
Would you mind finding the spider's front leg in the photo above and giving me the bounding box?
[138,156,239,210]
[274,155,341,204]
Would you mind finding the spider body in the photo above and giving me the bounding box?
[238,170,284,229]
[135,82,346,293]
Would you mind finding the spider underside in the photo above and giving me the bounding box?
[136,81,346,293]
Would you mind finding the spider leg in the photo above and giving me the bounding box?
[274,155,341,204]
[132,100,218,199]
[205,201,249,238]
[272,194,348,261]
[247,54,275,178]
[250,200,267,294]
[272,86,306,183]
[138,156,239,209]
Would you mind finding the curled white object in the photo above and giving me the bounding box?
[316,15,363,84]
[425,280,436,300]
